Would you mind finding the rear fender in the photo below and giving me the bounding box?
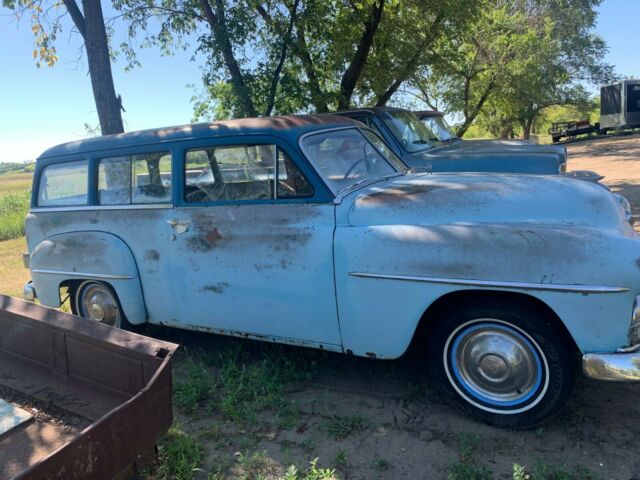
[29,231,147,324]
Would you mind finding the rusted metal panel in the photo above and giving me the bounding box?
[0,295,178,479]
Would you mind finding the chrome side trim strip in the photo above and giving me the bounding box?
[31,269,134,280]
[348,272,630,294]
[30,204,173,213]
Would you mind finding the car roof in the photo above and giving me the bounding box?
[413,110,444,119]
[38,114,359,159]
[333,106,412,117]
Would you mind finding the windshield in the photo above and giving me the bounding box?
[301,128,401,193]
[421,116,458,142]
[380,110,438,153]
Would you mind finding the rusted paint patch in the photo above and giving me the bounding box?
[145,250,160,261]
[202,282,229,294]
[188,228,224,252]
[357,184,442,206]
[205,228,223,246]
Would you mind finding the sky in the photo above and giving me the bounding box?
[1,0,639,163]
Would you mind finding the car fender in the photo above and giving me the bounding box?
[29,231,147,324]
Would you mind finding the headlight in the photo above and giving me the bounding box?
[631,295,640,345]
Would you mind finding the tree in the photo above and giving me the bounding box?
[412,0,613,139]
[116,0,477,119]
[4,0,125,135]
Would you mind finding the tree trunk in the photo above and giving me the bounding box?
[456,80,495,137]
[199,0,257,117]
[293,25,329,112]
[522,119,533,140]
[337,0,384,110]
[66,0,124,135]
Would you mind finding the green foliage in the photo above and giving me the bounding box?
[173,357,215,415]
[281,459,337,480]
[114,0,479,118]
[0,191,30,241]
[156,426,204,480]
[512,462,602,480]
[446,433,492,480]
[0,162,35,175]
[324,414,369,439]
[174,344,311,424]
[414,0,613,139]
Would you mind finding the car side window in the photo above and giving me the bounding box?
[185,145,312,203]
[38,160,88,207]
[98,152,171,205]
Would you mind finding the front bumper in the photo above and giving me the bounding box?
[582,344,640,381]
[23,281,36,301]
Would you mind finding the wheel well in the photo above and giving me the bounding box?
[408,290,579,356]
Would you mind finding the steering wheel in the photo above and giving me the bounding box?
[343,158,366,180]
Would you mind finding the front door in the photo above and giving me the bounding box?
[168,139,341,348]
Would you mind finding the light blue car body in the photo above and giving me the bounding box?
[24,115,639,364]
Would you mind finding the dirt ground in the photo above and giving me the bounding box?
[567,133,640,214]
[150,134,640,480]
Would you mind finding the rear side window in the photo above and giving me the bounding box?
[98,152,171,205]
[38,160,88,207]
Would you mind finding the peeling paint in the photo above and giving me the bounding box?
[202,282,229,294]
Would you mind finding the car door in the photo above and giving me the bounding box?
[168,138,342,348]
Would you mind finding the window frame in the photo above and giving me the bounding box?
[96,150,173,206]
[298,126,405,198]
[176,135,328,208]
[36,158,90,208]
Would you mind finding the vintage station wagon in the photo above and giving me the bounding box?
[24,115,640,427]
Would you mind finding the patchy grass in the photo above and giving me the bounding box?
[0,237,29,297]
[173,358,215,415]
[0,172,32,198]
[516,462,602,480]
[0,191,30,241]
[155,426,204,480]
[372,457,392,472]
[173,344,311,424]
[324,414,369,440]
[446,433,492,480]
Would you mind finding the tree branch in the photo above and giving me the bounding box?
[338,0,384,109]
[264,0,300,116]
[62,0,86,38]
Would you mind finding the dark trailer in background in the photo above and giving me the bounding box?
[600,79,640,132]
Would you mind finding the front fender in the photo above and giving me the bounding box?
[334,224,640,358]
[29,231,147,324]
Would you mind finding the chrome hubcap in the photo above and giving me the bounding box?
[449,321,543,408]
[79,283,120,327]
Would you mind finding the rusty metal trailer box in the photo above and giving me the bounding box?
[0,295,178,479]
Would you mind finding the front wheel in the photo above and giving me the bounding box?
[426,303,574,428]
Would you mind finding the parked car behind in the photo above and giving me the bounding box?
[24,115,640,427]
[336,107,575,175]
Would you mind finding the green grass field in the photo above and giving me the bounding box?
[0,171,32,296]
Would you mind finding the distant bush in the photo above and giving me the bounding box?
[0,191,30,241]
[0,162,35,175]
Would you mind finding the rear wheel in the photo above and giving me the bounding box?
[426,303,574,428]
[72,280,123,328]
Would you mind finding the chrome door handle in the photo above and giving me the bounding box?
[167,219,190,235]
